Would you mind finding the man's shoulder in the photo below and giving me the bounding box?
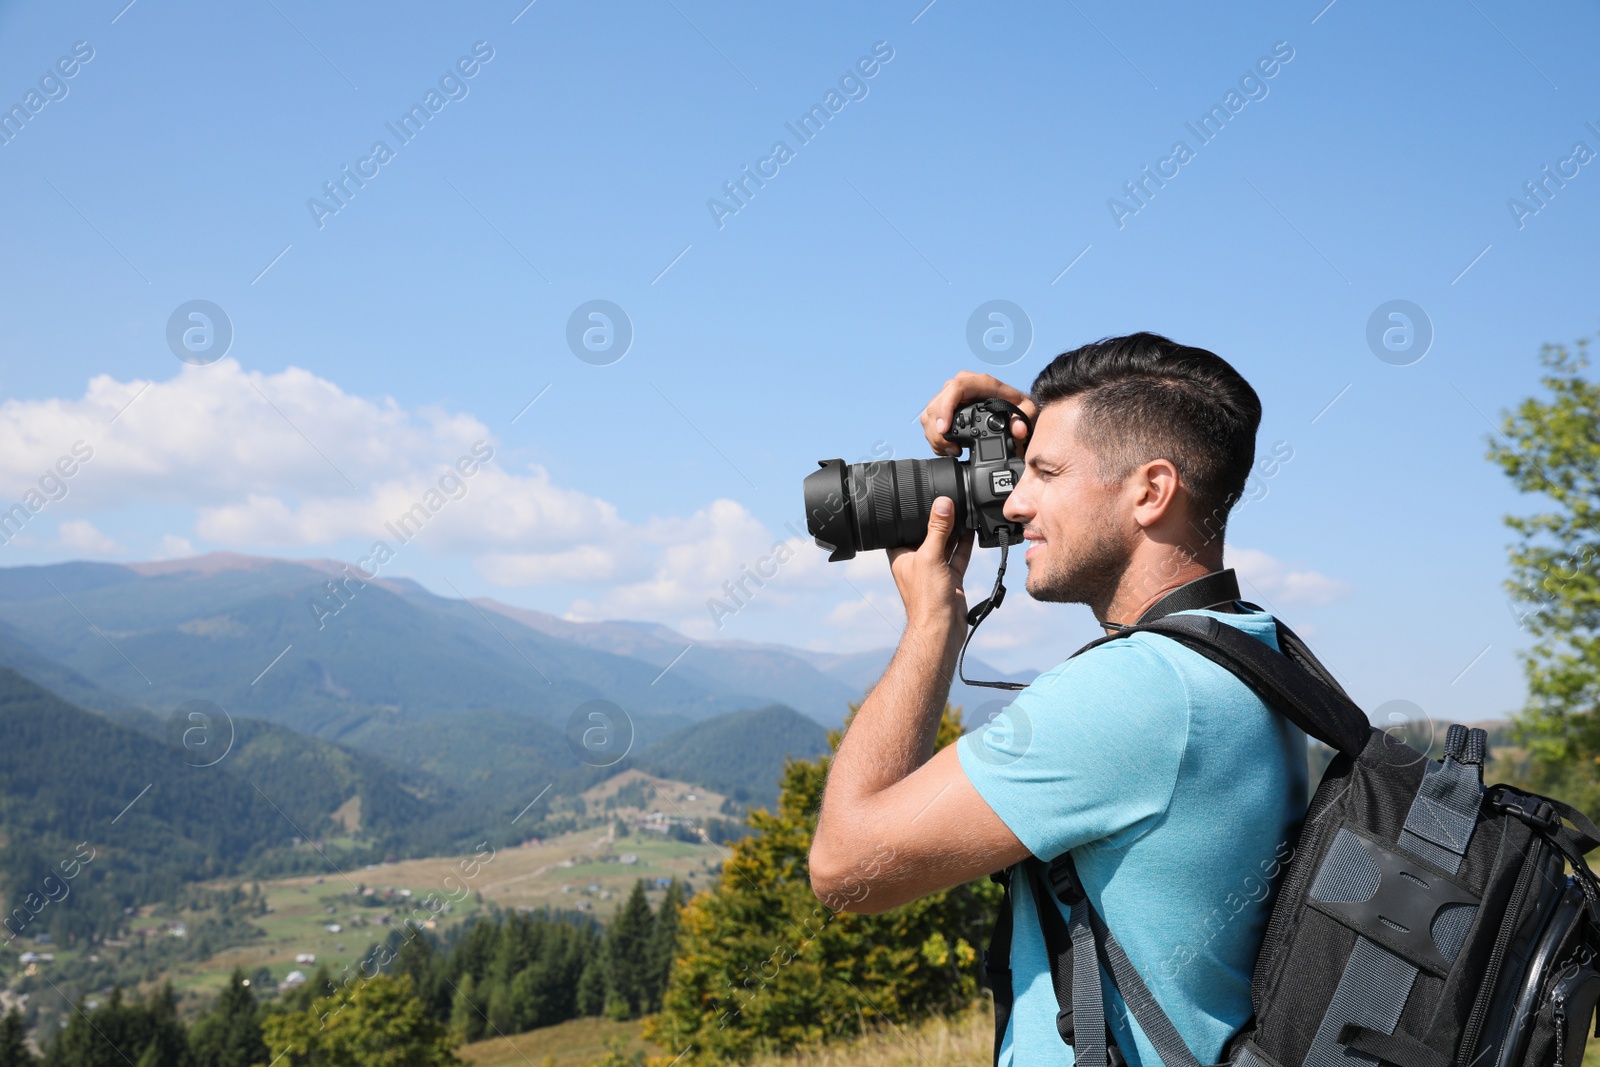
[1038,608,1278,681]
[1018,609,1282,730]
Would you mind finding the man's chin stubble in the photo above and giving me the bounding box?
[1024,549,1129,609]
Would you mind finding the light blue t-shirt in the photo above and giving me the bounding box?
[958,609,1308,1067]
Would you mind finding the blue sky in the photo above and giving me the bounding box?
[0,0,1596,727]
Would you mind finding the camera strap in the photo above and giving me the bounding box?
[956,563,1243,691]
[956,529,1026,691]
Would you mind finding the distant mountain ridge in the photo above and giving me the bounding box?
[0,553,1035,726]
[0,553,1035,817]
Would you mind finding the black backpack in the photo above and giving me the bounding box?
[984,611,1600,1067]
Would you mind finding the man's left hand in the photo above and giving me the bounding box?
[887,496,975,630]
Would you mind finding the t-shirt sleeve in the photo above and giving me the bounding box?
[956,638,1191,860]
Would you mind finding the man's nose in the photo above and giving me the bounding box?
[1002,481,1031,522]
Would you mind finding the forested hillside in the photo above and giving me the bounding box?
[639,706,830,809]
[0,666,291,944]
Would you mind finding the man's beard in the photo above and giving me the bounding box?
[1024,510,1131,609]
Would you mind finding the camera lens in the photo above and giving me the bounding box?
[803,457,965,561]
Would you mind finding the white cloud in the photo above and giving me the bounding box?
[0,361,803,632]
[1228,547,1351,607]
[1,364,1349,669]
[159,534,195,558]
[57,520,121,555]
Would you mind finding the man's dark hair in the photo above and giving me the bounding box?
[1030,332,1262,543]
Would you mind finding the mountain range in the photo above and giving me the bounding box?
[0,553,1035,936]
[0,553,1032,739]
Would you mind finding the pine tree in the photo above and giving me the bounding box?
[576,953,607,1017]
[645,704,999,1064]
[645,880,684,1012]
[189,968,267,1067]
[0,1007,36,1067]
[448,973,484,1042]
[42,983,194,1067]
[136,983,193,1067]
[603,881,654,1019]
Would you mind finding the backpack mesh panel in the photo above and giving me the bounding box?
[1430,903,1475,964]
[1308,828,1381,904]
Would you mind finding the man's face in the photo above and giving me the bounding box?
[1001,397,1132,605]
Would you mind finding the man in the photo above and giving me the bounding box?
[808,333,1308,1067]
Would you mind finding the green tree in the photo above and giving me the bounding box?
[190,969,268,1067]
[0,1007,36,1067]
[645,880,685,1012]
[575,954,606,1017]
[447,973,484,1043]
[645,705,999,1064]
[392,932,450,1022]
[1490,334,1600,812]
[44,984,193,1067]
[604,881,655,1020]
[259,972,457,1067]
[592,1034,646,1067]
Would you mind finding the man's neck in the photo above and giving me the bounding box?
[1096,548,1226,628]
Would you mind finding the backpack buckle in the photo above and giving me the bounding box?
[1492,789,1559,833]
[1046,855,1085,905]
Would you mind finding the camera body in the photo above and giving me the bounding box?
[803,398,1028,562]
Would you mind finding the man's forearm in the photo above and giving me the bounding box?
[818,613,963,824]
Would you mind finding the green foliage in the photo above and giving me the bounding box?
[645,881,685,1014]
[42,983,192,1067]
[592,1034,647,1067]
[0,666,290,944]
[1490,335,1600,811]
[447,974,482,1043]
[258,973,458,1067]
[639,707,830,809]
[0,1007,36,1067]
[645,705,1000,1064]
[604,883,656,1020]
[189,969,268,1067]
[361,898,675,1045]
[576,954,607,1017]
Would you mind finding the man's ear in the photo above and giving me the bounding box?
[1130,458,1182,529]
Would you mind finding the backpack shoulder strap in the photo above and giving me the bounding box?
[1119,613,1372,757]
[1027,855,1202,1067]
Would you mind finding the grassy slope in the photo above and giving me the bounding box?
[458,1007,1600,1067]
[457,1003,991,1067]
[165,773,729,1005]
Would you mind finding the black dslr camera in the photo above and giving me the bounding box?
[802,398,1029,562]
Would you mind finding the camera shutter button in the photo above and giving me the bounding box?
[986,414,1006,433]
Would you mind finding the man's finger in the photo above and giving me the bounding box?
[921,496,956,558]
[921,372,1036,456]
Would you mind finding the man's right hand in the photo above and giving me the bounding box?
[919,371,1038,457]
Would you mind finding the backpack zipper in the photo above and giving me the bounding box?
[1552,992,1568,1067]
[1460,840,1543,1061]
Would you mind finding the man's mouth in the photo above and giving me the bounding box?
[1023,528,1044,560]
